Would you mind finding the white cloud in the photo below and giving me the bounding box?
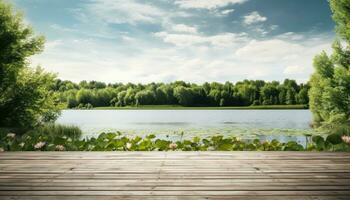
[174,0,247,9]
[50,24,77,32]
[154,32,247,47]
[277,32,304,41]
[85,0,165,24]
[212,9,235,17]
[243,11,267,25]
[172,24,198,34]
[236,39,302,62]
[45,40,64,50]
[221,9,235,15]
[283,65,306,75]
[30,31,333,84]
[31,34,332,84]
[234,36,332,81]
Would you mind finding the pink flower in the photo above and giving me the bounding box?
[55,145,65,151]
[34,142,46,149]
[169,143,177,150]
[342,135,350,144]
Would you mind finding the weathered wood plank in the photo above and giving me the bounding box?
[0,152,350,199]
[1,190,350,196]
[1,196,350,200]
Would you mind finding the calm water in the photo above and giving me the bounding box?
[57,110,316,145]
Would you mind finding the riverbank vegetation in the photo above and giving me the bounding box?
[91,104,308,110]
[1,127,349,152]
[53,79,309,109]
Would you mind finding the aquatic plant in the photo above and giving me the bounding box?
[0,129,349,152]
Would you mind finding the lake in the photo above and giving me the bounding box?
[57,109,317,145]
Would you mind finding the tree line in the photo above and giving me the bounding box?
[52,79,310,108]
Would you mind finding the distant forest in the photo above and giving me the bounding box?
[52,79,309,108]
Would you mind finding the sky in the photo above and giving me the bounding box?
[12,0,335,84]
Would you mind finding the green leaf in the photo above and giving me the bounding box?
[326,134,343,145]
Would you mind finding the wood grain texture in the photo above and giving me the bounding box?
[0,152,349,199]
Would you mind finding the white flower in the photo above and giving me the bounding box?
[169,143,177,150]
[0,148,4,152]
[34,141,46,149]
[342,135,350,144]
[7,133,16,138]
[55,145,65,151]
[126,143,132,149]
[207,146,215,151]
[19,142,25,147]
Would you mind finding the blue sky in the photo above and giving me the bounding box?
[13,0,335,83]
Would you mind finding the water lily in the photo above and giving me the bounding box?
[55,145,65,151]
[19,142,25,147]
[6,133,15,138]
[342,135,350,144]
[207,146,215,151]
[126,143,132,149]
[34,141,46,149]
[169,143,177,150]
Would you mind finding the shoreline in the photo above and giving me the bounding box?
[75,105,309,110]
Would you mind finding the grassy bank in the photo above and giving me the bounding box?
[91,104,308,110]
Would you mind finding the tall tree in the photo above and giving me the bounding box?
[309,0,350,129]
[0,1,59,128]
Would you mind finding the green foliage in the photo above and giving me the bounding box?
[0,1,60,129]
[0,0,45,93]
[135,90,155,105]
[0,124,82,151]
[28,124,82,140]
[173,86,194,106]
[309,1,350,130]
[330,0,350,42]
[326,133,343,145]
[53,79,309,108]
[1,128,349,152]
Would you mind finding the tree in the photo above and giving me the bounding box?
[309,0,350,129]
[330,0,350,42]
[286,88,297,105]
[0,1,59,128]
[76,89,94,106]
[0,67,60,128]
[173,86,194,106]
[297,85,309,105]
[135,90,155,105]
[261,83,279,105]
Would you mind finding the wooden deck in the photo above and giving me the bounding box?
[0,152,350,199]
